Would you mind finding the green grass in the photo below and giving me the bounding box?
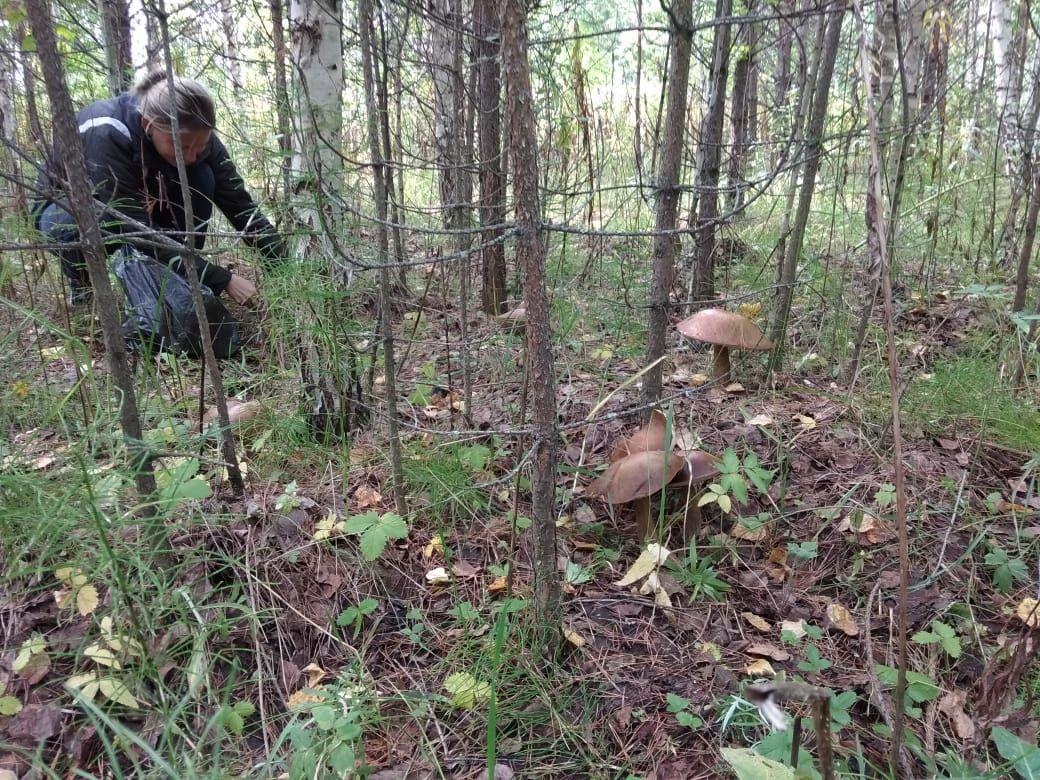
[900,355,1040,453]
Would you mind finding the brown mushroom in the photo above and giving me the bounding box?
[588,449,719,541]
[673,450,721,539]
[609,409,670,462]
[675,308,773,381]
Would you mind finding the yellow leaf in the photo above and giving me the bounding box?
[487,576,508,593]
[288,688,324,709]
[85,642,121,669]
[55,567,87,588]
[589,347,613,361]
[689,373,710,386]
[745,659,776,677]
[747,414,774,426]
[302,663,327,687]
[780,620,807,638]
[700,642,722,661]
[793,414,817,431]
[725,382,745,393]
[697,492,717,507]
[563,627,586,648]
[423,534,444,558]
[12,635,46,673]
[738,302,763,319]
[77,584,100,616]
[743,612,772,632]
[97,677,139,708]
[717,494,732,514]
[53,589,72,610]
[614,543,670,587]
[825,602,859,636]
[1015,598,1039,628]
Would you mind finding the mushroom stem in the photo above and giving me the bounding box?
[634,496,653,539]
[682,501,703,541]
[711,344,732,380]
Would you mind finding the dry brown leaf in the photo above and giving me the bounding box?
[747,414,775,426]
[487,576,508,593]
[31,455,56,471]
[747,643,791,662]
[1015,598,1039,628]
[354,484,382,509]
[744,659,776,676]
[725,382,746,393]
[780,620,807,639]
[937,691,975,740]
[730,521,768,541]
[743,612,772,632]
[302,663,326,688]
[452,560,480,578]
[825,603,859,636]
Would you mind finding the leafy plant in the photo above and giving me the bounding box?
[444,671,493,710]
[343,511,408,561]
[665,692,703,728]
[216,701,256,736]
[874,483,896,509]
[0,681,21,715]
[828,690,857,732]
[565,561,594,586]
[698,448,775,514]
[797,643,832,673]
[984,545,1028,593]
[275,480,301,512]
[786,540,818,560]
[667,552,731,602]
[156,458,212,507]
[335,598,379,639]
[911,620,962,658]
[876,664,940,718]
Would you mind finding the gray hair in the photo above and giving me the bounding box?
[134,72,216,131]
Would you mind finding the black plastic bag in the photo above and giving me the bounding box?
[114,247,239,359]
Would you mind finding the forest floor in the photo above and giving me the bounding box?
[1,247,1039,779]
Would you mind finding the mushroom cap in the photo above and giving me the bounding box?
[609,409,670,462]
[676,309,773,351]
[588,450,686,504]
[678,450,721,483]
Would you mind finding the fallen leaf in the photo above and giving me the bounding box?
[725,382,746,393]
[743,612,772,632]
[487,576,508,593]
[452,560,480,578]
[825,603,859,636]
[354,484,382,509]
[738,302,763,319]
[76,584,100,616]
[793,414,817,431]
[302,663,326,687]
[563,627,586,648]
[731,520,768,541]
[747,414,775,426]
[589,347,613,361]
[937,691,975,741]
[1015,598,1039,628]
[31,455,56,471]
[423,534,444,558]
[745,659,776,676]
[425,567,451,585]
[780,620,807,639]
[287,688,324,709]
[689,373,710,386]
[747,643,791,662]
[614,543,670,587]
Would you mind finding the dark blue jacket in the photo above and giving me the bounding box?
[36,92,285,293]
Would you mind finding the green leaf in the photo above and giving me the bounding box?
[0,695,22,715]
[787,541,818,560]
[458,444,492,472]
[444,671,492,710]
[312,704,336,730]
[329,744,357,775]
[344,510,380,534]
[721,747,795,780]
[675,711,702,728]
[874,483,896,508]
[991,726,1040,779]
[565,561,593,585]
[721,449,741,475]
[665,692,691,713]
[451,601,480,621]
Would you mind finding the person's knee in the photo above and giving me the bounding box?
[37,202,79,243]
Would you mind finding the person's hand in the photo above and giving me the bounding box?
[226,274,258,306]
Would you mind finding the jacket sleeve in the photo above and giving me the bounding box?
[82,124,233,293]
[209,137,288,268]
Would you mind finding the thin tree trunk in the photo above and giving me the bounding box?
[1013,170,1040,311]
[154,0,244,494]
[690,0,732,306]
[269,0,293,207]
[360,0,407,515]
[727,3,755,216]
[221,0,243,92]
[24,0,160,535]
[99,0,133,93]
[501,0,560,637]
[769,2,845,358]
[475,0,506,313]
[642,0,692,407]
